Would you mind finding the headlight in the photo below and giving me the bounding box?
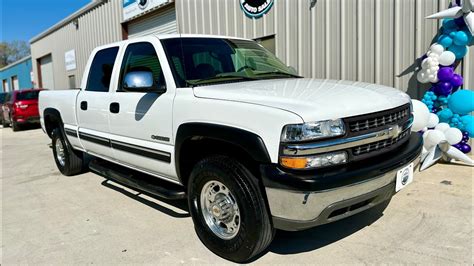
[280,151,348,170]
[281,119,345,142]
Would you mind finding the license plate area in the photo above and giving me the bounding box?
[396,163,414,192]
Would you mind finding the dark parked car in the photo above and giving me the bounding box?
[2,89,43,131]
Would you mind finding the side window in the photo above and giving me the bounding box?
[85,47,119,92]
[119,42,165,91]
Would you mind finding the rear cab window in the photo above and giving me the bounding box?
[86,47,119,92]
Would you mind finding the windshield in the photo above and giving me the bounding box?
[161,38,300,87]
[16,91,40,101]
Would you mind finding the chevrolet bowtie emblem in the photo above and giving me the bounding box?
[388,125,402,139]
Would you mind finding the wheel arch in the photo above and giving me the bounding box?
[175,123,271,186]
[43,108,63,138]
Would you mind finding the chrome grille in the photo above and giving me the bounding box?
[349,107,410,133]
[352,128,410,156]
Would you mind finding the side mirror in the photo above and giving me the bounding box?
[123,71,166,94]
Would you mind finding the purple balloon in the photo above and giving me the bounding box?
[463,131,470,138]
[453,143,463,150]
[451,74,464,87]
[454,17,465,27]
[433,81,453,96]
[438,67,454,81]
[460,143,472,154]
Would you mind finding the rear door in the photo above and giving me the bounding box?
[76,46,120,158]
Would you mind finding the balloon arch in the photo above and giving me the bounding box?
[411,0,473,170]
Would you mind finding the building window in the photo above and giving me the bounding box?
[254,35,276,55]
[2,79,9,92]
[68,75,76,89]
[11,76,19,90]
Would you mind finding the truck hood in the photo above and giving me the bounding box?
[193,78,411,122]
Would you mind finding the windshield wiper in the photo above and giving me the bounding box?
[186,74,256,86]
[254,70,302,78]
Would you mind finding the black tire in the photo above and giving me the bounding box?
[1,118,7,128]
[52,128,85,176]
[188,156,274,263]
[11,120,20,132]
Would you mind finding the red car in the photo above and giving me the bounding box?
[2,89,43,131]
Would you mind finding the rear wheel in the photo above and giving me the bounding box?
[11,120,20,132]
[188,156,274,263]
[52,128,85,176]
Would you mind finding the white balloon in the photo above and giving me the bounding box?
[424,130,447,149]
[435,122,451,132]
[430,43,444,55]
[417,70,430,83]
[429,60,439,68]
[428,74,439,83]
[427,113,440,128]
[439,51,456,66]
[412,100,431,131]
[429,53,440,60]
[444,127,463,145]
[421,58,430,69]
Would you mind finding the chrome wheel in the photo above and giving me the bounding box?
[55,140,66,167]
[200,180,241,240]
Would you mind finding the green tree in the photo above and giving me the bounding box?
[0,41,30,68]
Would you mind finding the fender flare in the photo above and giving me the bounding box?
[43,108,63,138]
[175,123,271,181]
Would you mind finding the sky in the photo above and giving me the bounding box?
[1,0,91,43]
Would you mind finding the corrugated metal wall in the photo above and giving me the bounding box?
[30,0,123,90]
[176,0,473,97]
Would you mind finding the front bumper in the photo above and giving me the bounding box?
[261,133,423,231]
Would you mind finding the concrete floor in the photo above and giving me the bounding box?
[1,127,472,264]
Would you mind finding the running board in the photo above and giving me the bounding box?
[89,159,186,200]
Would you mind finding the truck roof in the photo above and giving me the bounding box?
[93,34,251,51]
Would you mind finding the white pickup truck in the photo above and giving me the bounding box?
[39,34,422,262]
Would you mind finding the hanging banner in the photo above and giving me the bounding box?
[123,0,169,21]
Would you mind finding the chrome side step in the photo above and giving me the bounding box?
[89,159,186,200]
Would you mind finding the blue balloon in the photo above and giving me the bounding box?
[453,31,469,46]
[438,34,453,48]
[448,44,468,59]
[442,19,458,30]
[448,90,474,115]
[461,115,474,137]
[437,108,454,123]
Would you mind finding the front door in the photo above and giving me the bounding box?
[76,46,120,158]
[108,40,177,182]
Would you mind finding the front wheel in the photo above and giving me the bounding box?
[52,128,85,176]
[188,156,274,263]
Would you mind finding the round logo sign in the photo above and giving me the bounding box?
[138,0,149,10]
[401,169,410,185]
[240,0,274,18]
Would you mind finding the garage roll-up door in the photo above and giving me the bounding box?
[128,7,177,38]
[40,55,55,90]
